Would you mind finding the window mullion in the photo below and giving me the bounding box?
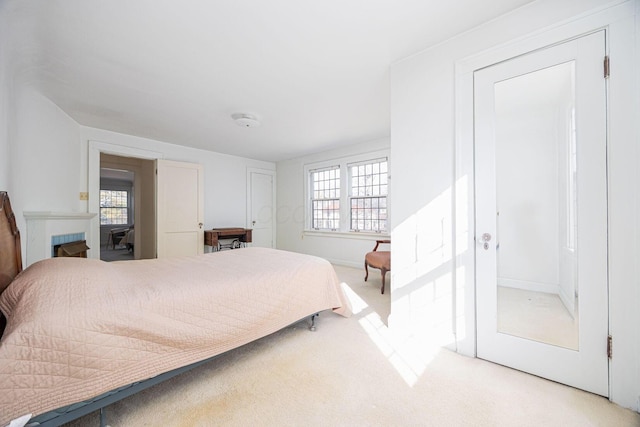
[340,164,348,232]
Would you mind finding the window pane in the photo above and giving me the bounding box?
[349,196,387,232]
[310,166,340,230]
[100,190,128,225]
[348,159,388,232]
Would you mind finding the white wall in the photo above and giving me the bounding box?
[5,85,275,264]
[11,85,83,259]
[391,0,639,411]
[0,6,9,191]
[0,0,15,193]
[276,137,389,266]
[80,127,275,234]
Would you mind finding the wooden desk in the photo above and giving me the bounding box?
[205,228,252,251]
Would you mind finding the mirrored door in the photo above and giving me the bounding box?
[474,31,608,396]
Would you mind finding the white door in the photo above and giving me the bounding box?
[157,160,204,257]
[474,31,608,395]
[248,170,275,248]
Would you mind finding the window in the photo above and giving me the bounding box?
[305,150,389,234]
[100,190,128,225]
[349,159,388,232]
[310,166,340,230]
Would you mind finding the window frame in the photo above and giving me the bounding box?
[348,157,389,233]
[99,186,132,226]
[309,165,341,231]
[304,149,390,237]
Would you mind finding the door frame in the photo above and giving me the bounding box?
[449,0,638,411]
[472,30,608,396]
[454,12,621,356]
[88,141,164,259]
[453,7,635,356]
[246,168,276,248]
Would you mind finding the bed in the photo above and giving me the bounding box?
[0,192,351,427]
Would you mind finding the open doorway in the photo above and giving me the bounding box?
[99,153,156,261]
[100,167,135,261]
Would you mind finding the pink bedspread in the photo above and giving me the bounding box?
[0,248,350,425]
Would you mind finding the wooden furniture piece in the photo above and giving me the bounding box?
[364,239,391,294]
[205,228,252,251]
[119,228,134,252]
[0,191,21,338]
[55,240,89,258]
[106,227,130,250]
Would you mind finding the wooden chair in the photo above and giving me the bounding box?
[364,239,391,294]
[106,227,129,250]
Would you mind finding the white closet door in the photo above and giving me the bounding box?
[248,170,275,248]
[474,31,608,396]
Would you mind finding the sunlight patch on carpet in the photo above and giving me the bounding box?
[340,283,369,315]
[342,282,439,387]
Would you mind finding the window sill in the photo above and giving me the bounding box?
[303,230,390,241]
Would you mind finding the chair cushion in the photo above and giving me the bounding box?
[365,251,390,270]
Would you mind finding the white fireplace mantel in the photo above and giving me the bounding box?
[24,211,97,266]
[24,211,97,221]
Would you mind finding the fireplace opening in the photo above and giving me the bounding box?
[53,240,90,258]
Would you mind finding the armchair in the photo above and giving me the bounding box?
[364,239,391,294]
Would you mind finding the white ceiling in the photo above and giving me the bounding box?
[6,0,534,162]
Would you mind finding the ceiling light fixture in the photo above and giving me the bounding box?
[231,113,260,128]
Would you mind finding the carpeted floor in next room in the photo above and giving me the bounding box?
[100,246,134,262]
[65,264,639,427]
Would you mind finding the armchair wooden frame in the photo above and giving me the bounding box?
[364,239,391,294]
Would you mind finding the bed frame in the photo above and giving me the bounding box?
[0,192,320,427]
[0,191,22,339]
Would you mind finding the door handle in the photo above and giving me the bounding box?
[480,233,491,250]
[199,223,203,229]
[252,220,256,226]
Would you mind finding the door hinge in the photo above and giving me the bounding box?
[604,56,610,79]
[607,335,613,359]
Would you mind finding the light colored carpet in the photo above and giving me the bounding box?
[64,265,639,427]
